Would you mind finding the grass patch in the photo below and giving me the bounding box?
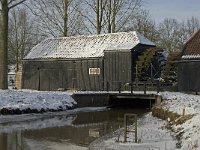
[152,105,195,148]
[152,106,194,125]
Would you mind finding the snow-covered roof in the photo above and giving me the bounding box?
[24,31,155,60]
[182,54,200,59]
[181,29,200,60]
[8,72,15,75]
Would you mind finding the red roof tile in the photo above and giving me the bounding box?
[182,29,200,57]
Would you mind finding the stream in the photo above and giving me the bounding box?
[0,107,148,150]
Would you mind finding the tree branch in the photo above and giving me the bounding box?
[8,0,27,10]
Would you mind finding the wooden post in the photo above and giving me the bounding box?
[106,81,109,92]
[135,115,138,143]
[124,115,127,143]
[38,68,40,91]
[118,82,121,93]
[131,83,133,94]
[157,95,161,104]
[182,107,185,116]
[157,81,160,93]
[149,99,152,109]
[144,83,146,95]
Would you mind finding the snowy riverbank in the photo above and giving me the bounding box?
[90,92,200,150]
[158,92,200,150]
[89,113,177,150]
[0,90,77,114]
[0,90,199,149]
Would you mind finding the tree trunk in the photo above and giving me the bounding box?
[0,0,8,89]
[96,0,101,34]
[107,0,111,33]
[16,48,19,71]
[63,0,68,37]
[111,0,116,33]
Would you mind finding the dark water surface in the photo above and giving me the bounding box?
[0,108,148,150]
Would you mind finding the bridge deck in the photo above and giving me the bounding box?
[72,91,160,108]
[109,93,157,100]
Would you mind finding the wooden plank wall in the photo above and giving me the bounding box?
[76,59,103,91]
[178,61,200,92]
[22,59,103,91]
[104,51,132,91]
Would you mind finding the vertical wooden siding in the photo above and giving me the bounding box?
[178,61,200,92]
[104,51,132,90]
[22,59,103,91]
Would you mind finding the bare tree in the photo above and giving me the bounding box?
[106,0,142,33]
[80,0,107,34]
[158,18,180,52]
[82,0,142,34]
[124,9,158,42]
[8,7,42,71]
[31,0,83,37]
[185,17,200,34]
[158,17,200,52]
[0,0,27,89]
[96,0,107,34]
[178,17,200,50]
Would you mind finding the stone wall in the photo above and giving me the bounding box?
[15,71,22,89]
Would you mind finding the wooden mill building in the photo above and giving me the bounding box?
[22,31,155,91]
[178,29,200,92]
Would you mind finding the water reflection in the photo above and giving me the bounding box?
[0,132,23,150]
[0,108,147,150]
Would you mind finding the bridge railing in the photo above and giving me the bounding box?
[102,81,177,93]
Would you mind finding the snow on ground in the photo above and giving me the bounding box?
[0,89,199,149]
[159,92,200,115]
[0,90,77,113]
[90,92,200,150]
[89,113,177,150]
[159,92,200,150]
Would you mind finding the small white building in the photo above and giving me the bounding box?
[8,65,16,86]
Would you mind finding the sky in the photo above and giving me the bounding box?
[144,0,200,23]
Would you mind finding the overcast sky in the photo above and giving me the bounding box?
[144,0,200,23]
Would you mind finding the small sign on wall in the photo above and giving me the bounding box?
[89,68,100,75]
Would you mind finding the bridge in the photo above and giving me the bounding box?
[72,91,161,108]
[71,82,175,108]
